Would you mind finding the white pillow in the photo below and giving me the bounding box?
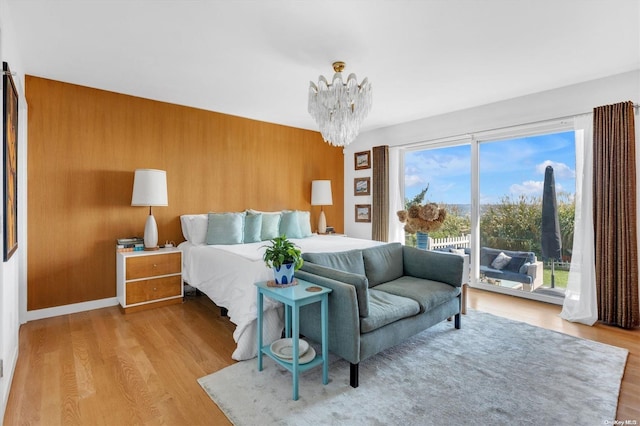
[180,214,208,245]
[491,252,512,270]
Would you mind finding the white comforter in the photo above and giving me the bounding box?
[179,235,382,360]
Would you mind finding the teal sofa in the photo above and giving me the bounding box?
[295,242,464,388]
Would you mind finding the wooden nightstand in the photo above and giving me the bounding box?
[116,248,183,313]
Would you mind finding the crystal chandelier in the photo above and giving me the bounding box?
[308,61,372,147]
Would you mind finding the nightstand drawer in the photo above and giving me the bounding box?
[126,275,182,305]
[125,252,181,280]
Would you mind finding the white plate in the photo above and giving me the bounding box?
[270,338,309,360]
[273,346,316,365]
[297,346,316,364]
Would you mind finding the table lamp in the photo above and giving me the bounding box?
[311,180,333,234]
[131,169,168,250]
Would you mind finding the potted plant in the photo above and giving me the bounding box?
[263,235,304,285]
[397,185,446,249]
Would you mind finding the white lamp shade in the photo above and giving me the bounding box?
[311,180,333,206]
[131,169,168,206]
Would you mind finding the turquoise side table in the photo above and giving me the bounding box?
[255,279,332,401]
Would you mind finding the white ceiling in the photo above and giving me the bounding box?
[6,0,640,134]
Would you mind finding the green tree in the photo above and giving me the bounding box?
[404,184,429,209]
[429,205,471,239]
[479,193,575,259]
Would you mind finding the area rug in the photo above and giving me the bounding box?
[198,310,628,425]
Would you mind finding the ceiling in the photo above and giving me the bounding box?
[6,0,640,135]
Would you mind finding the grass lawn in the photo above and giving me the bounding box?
[542,267,569,288]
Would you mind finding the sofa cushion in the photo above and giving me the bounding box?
[360,289,420,333]
[504,256,527,273]
[519,262,532,274]
[302,249,366,276]
[480,266,533,284]
[362,243,404,287]
[299,260,370,317]
[491,252,512,270]
[403,246,464,287]
[375,276,461,314]
[481,247,536,266]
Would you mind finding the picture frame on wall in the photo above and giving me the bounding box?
[3,62,18,261]
[354,177,370,196]
[355,204,371,223]
[354,151,371,170]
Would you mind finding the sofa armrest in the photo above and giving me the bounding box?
[527,261,544,289]
[295,269,362,364]
[402,246,465,287]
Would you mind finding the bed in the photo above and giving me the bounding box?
[178,212,383,360]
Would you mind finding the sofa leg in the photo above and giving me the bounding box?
[350,363,359,388]
[454,312,461,329]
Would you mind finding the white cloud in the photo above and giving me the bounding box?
[405,174,424,187]
[510,180,543,196]
[510,179,564,197]
[536,160,575,179]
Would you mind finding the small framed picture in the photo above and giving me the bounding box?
[354,177,370,196]
[354,151,371,170]
[355,204,371,223]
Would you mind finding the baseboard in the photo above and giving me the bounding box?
[0,344,19,423]
[26,297,119,321]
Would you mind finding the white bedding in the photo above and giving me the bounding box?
[179,234,382,360]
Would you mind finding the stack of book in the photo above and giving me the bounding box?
[116,237,144,252]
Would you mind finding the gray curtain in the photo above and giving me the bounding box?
[593,101,640,329]
[372,145,389,242]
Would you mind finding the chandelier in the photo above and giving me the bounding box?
[308,61,372,147]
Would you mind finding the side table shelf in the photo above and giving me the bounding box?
[255,279,332,401]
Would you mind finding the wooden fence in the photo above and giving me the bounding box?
[427,234,471,250]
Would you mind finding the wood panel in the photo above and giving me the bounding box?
[26,76,344,310]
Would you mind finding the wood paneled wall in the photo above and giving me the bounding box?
[26,76,343,311]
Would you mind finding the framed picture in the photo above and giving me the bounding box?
[3,62,18,261]
[354,151,371,170]
[354,177,370,196]
[355,204,371,223]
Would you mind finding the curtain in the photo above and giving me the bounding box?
[389,147,405,243]
[592,101,639,329]
[372,145,389,242]
[560,115,597,325]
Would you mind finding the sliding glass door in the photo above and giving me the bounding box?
[403,126,576,303]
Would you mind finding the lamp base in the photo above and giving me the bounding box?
[144,213,159,250]
[318,211,327,234]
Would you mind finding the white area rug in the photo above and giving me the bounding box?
[198,310,627,425]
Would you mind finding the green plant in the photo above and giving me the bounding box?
[262,235,304,271]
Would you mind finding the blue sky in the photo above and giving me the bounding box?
[404,131,576,205]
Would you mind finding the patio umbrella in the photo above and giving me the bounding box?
[541,165,562,288]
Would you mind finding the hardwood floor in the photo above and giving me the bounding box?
[4,288,639,425]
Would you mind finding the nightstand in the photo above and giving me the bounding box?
[116,248,183,313]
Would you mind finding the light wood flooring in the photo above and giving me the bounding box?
[4,288,639,425]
